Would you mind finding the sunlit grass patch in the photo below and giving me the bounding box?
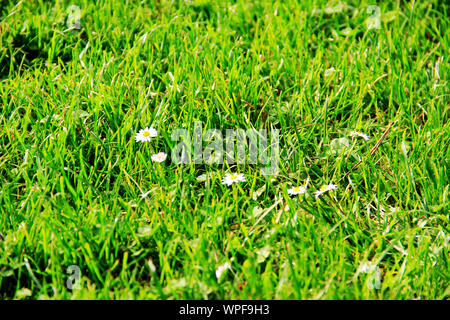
[0,0,448,300]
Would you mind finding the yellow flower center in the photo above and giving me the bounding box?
[320,185,328,192]
[230,174,237,180]
[294,187,300,192]
[143,131,150,137]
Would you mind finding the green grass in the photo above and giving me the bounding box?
[0,0,448,299]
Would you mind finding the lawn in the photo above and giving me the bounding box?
[0,0,448,299]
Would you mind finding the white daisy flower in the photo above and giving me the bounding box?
[288,186,307,196]
[314,184,337,198]
[288,177,309,196]
[349,130,369,141]
[222,173,246,186]
[215,262,231,281]
[135,126,158,142]
[151,152,167,163]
